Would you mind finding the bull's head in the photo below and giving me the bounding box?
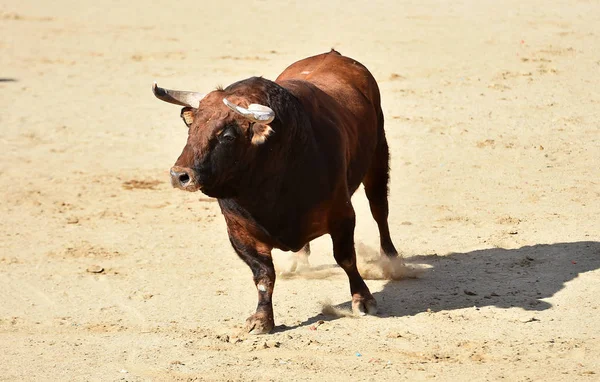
[152,82,275,197]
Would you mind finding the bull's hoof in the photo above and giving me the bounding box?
[381,245,399,258]
[245,312,274,335]
[352,295,378,316]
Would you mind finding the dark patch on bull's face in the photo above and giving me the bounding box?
[172,93,258,197]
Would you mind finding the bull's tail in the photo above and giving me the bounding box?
[362,108,398,257]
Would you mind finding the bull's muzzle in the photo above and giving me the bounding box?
[170,166,198,191]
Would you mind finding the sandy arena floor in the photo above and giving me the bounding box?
[1,1,599,380]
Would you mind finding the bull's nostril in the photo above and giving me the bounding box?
[178,173,190,185]
[170,168,192,188]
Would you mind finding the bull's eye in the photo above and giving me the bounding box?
[219,129,236,143]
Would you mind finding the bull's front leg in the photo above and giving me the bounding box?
[288,242,311,273]
[228,234,276,334]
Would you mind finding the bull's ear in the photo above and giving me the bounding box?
[251,123,274,145]
[180,107,195,127]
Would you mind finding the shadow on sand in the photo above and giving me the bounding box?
[283,241,600,330]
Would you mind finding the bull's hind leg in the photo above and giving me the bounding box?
[363,132,399,257]
[330,208,377,315]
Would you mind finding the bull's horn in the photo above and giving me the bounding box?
[223,98,275,124]
[152,82,205,108]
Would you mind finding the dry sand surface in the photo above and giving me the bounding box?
[1,0,599,380]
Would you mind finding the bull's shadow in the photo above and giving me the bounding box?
[375,241,600,317]
[291,241,600,329]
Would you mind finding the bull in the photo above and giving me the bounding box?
[152,50,399,334]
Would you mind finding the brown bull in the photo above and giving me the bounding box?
[153,50,399,334]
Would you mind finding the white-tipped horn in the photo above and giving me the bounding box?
[152,82,205,108]
[223,98,275,124]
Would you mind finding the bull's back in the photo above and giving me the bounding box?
[276,50,383,192]
[276,50,381,112]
